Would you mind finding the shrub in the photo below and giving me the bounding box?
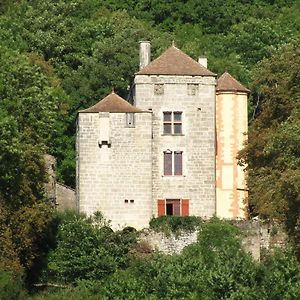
[0,266,26,300]
[259,248,300,299]
[41,211,137,284]
[149,215,202,235]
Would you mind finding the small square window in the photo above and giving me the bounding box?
[154,84,164,95]
[187,84,199,95]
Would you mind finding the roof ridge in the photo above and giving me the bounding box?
[216,72,250,93]
[79,92,143,113]
[137,45,216,76]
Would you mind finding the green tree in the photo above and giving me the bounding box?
[0,46,67,207]
[240,39,300,256]
[43,212,137,283]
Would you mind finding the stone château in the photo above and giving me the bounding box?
[76,42,249,229]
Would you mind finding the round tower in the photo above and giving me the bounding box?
[216,72,250,219]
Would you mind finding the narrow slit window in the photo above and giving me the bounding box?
[164,151,172,176]
[174,151,183,175]
[126,113,135,127]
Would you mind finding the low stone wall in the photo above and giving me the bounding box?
[140,230,198,255]
[140,220,287,260]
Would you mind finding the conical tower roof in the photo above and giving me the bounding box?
[137,45,216,76]
[79,91,142,113]
[216,72,250,93]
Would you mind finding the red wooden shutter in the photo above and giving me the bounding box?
[181,199,189,216]
[157,199,166,216]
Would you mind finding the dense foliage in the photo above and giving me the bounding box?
[1,0,299,188]
[41,212,137,284]
[0,0,299,298]
[239,39,300,254]
[28,218,300,299]
[0,266,25,300]
[149,215,202,235]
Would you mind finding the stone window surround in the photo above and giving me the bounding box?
[154,83,164,95]
[162,111,183,135]
[157,198,189,216]
[187,83,199,95]
[163,149,183,176]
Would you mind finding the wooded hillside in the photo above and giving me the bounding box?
[0,0,299,298]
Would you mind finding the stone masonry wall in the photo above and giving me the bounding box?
[134,75,216,217]
[77,111,153,230]
[140,221,287,260]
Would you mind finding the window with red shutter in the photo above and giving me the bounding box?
[157,199,189,217]
[181,199,189,216]
[166,199,181,216]
[157,199,166,216]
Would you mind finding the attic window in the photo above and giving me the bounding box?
[126,113,135,128]
[187,84,199,95]
[154,84,164,95]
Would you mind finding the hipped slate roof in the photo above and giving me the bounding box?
[216,72,250,93]
[137,45,216,76]
[79,91,142,113]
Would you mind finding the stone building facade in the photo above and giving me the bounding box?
[76,42,249,229]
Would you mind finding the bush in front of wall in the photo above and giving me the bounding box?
[149,215,202,235]
[40,211,137,284]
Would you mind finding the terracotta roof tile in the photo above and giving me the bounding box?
[216,72,250,93]
[137,45,216,76]
[79,92,142,113]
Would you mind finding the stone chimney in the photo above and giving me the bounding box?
[198,57,207,68]
[139,41,151,70]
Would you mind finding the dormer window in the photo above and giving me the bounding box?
[163,111,182,134]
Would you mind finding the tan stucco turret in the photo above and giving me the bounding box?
[216,72,250,219]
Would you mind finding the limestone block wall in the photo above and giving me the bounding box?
[216,92,248,218]
[77,111,153,229]
[134,75,216,218]
[56,183,76,211]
